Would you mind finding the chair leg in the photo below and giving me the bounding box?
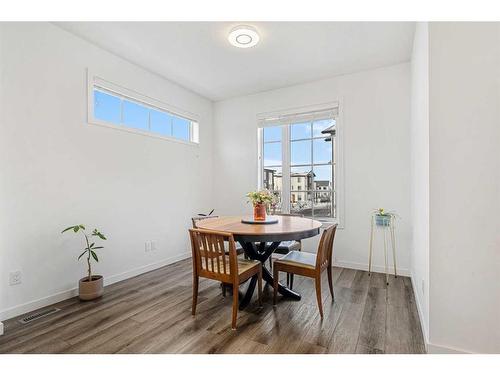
[192,275,199,315]
[232,283,239,330]
[269,257,273,270]
[327,266,334,300]
[315,276,324,319]
[221,282,226,297]
[257,269,263,307]
[273,266,279,305]
[290,274,294,289]
[287,273,290,287]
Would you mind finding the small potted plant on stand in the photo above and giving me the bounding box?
[62,225,107,301]
[373,208,397,226]
[246,190,274,221]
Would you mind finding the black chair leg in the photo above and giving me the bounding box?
[290,274,294,289]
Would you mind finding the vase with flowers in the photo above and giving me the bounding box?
[246,190,274,221]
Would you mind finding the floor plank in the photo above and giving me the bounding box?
[0,259,425,354]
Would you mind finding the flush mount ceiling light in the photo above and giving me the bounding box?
[228,25,260,48]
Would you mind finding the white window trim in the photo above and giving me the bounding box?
[257,101,345,228]
[87,69,200,146]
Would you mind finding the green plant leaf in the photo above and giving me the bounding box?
[92,229,107,240]
[77,250,87,260]
[62,226,76,233]
[92,246,104,250]
[73,226,80,233]
[79,225,86,230]
[89,242,95,248]
[90,250,99,262]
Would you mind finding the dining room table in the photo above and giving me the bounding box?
[195,215,323,309]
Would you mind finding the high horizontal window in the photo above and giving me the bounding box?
[258,107,339,221]
[88,75,199,144]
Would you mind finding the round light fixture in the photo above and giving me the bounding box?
[228,25,260,48]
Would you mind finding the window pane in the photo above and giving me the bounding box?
[313,192,332,217]
[290,193,312,216]
[291,122,311,140]
[94,90,121,124]
[270,191,283,214]
[264,142,282,166]
[313,138,333,164]
[263,167,282,191]
[172,116,190,141]
[314,165,332,191]
[123,100,149,131]
[313,118,335,137]
[263,126,282,142]
[291,140,311,165]
[150,109,172,136]
[291,166,314,191]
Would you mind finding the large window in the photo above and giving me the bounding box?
[259,108,339,221]
[88,74,199,144]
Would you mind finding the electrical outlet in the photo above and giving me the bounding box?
[145,241,151,252]
[9,271,22,286]
[151,240,158,251]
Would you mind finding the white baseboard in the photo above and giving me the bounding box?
[0,321,4,335]
[0,252,191,322]
[427,342,473,354]
[333,260,410,277]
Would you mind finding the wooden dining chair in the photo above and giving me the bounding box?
[192,216,245,256]
[273,224,337,318]
[269,213,304,267]
[189,228,263,329]
[268,213,303,286]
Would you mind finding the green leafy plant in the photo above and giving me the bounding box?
[246,190,275,205]
[62,225,107,282]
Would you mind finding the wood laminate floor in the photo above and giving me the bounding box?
[0,258,425,354]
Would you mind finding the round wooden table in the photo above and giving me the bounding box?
[196,215,322,309]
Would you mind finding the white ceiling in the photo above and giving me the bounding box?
[56,22,415,101]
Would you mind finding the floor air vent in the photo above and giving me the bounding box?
[18,307,61,324]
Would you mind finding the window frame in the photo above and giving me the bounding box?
[87,70,200,146]
[257,102,344,227]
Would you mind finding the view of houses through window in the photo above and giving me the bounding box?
[261,116,336,220]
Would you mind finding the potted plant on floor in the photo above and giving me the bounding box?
[62,225,107,301]
[246,190,274,221]
[373,208,397,226]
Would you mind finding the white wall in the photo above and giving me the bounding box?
[428,22,500,354]
[213,64,412,274]
[0,23,214,320]
[410,22,430,343]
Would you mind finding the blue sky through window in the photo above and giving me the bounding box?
[173,117,190,141]
[94,90,121,124]
[150,109,172,136]
[123,100,149,131]
[92,88,194,143]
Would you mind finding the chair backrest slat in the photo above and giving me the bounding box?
[315,224,338,270]
[189,228,238,281]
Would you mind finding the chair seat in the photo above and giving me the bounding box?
[202,257,260,275]
[272,240,301,254]
[226,242,244,256]
[275,250,317,269]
